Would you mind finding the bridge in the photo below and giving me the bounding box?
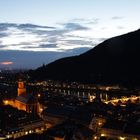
[103,95,140,105]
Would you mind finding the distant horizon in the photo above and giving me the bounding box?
[0,0,140,69]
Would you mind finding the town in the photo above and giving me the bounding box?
[0,71,139,140]
[1,0,140,140]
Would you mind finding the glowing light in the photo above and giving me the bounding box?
[101,133,106,137]
[40,108,43,112]
[98,122,102,126]
[38,94,41,97]
[4,100,9,105]
[94,136,97,139]
[0,61,14,65]
[119,136,125,140]
[6,135,11,138]
[25,131,28,135]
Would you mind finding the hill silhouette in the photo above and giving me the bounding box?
[29,29,140,85]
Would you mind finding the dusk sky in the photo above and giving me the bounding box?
[0,0,140,69]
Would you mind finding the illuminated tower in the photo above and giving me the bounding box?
[17,80,26,96]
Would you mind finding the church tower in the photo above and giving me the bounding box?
[17,80,26,96]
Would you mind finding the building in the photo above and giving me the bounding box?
[4,79,40,114]
[98,120,140,140]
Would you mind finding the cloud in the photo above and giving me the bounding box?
[0,22,94,53]
[71,18,100,25]
[39,43,58,48]
[63,39,93,46]
[86,18,100,25]
[117,26,125,29]
[18,23,54,29]
[0,17,135,69]
[111,16,124,20]
[101,27,107,30]
[97,38,107,42]
[0,45,6,48]
[0,32,9,38]
[0,23,17,30]
[21,43,58,51]
[62,22,89,31]
[0,61,14,65]
[0,23,54,31]
[0,21,107,68]
[66,47,91,54]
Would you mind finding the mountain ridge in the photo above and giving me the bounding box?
[29,29,140,85]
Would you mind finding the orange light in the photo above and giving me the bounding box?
[38,94,41,97]
[4,100,9,105]
[98,122,102,126]
[94,136,97,139]
[0,61,14,65]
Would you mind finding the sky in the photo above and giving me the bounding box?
[0,0,140,69]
